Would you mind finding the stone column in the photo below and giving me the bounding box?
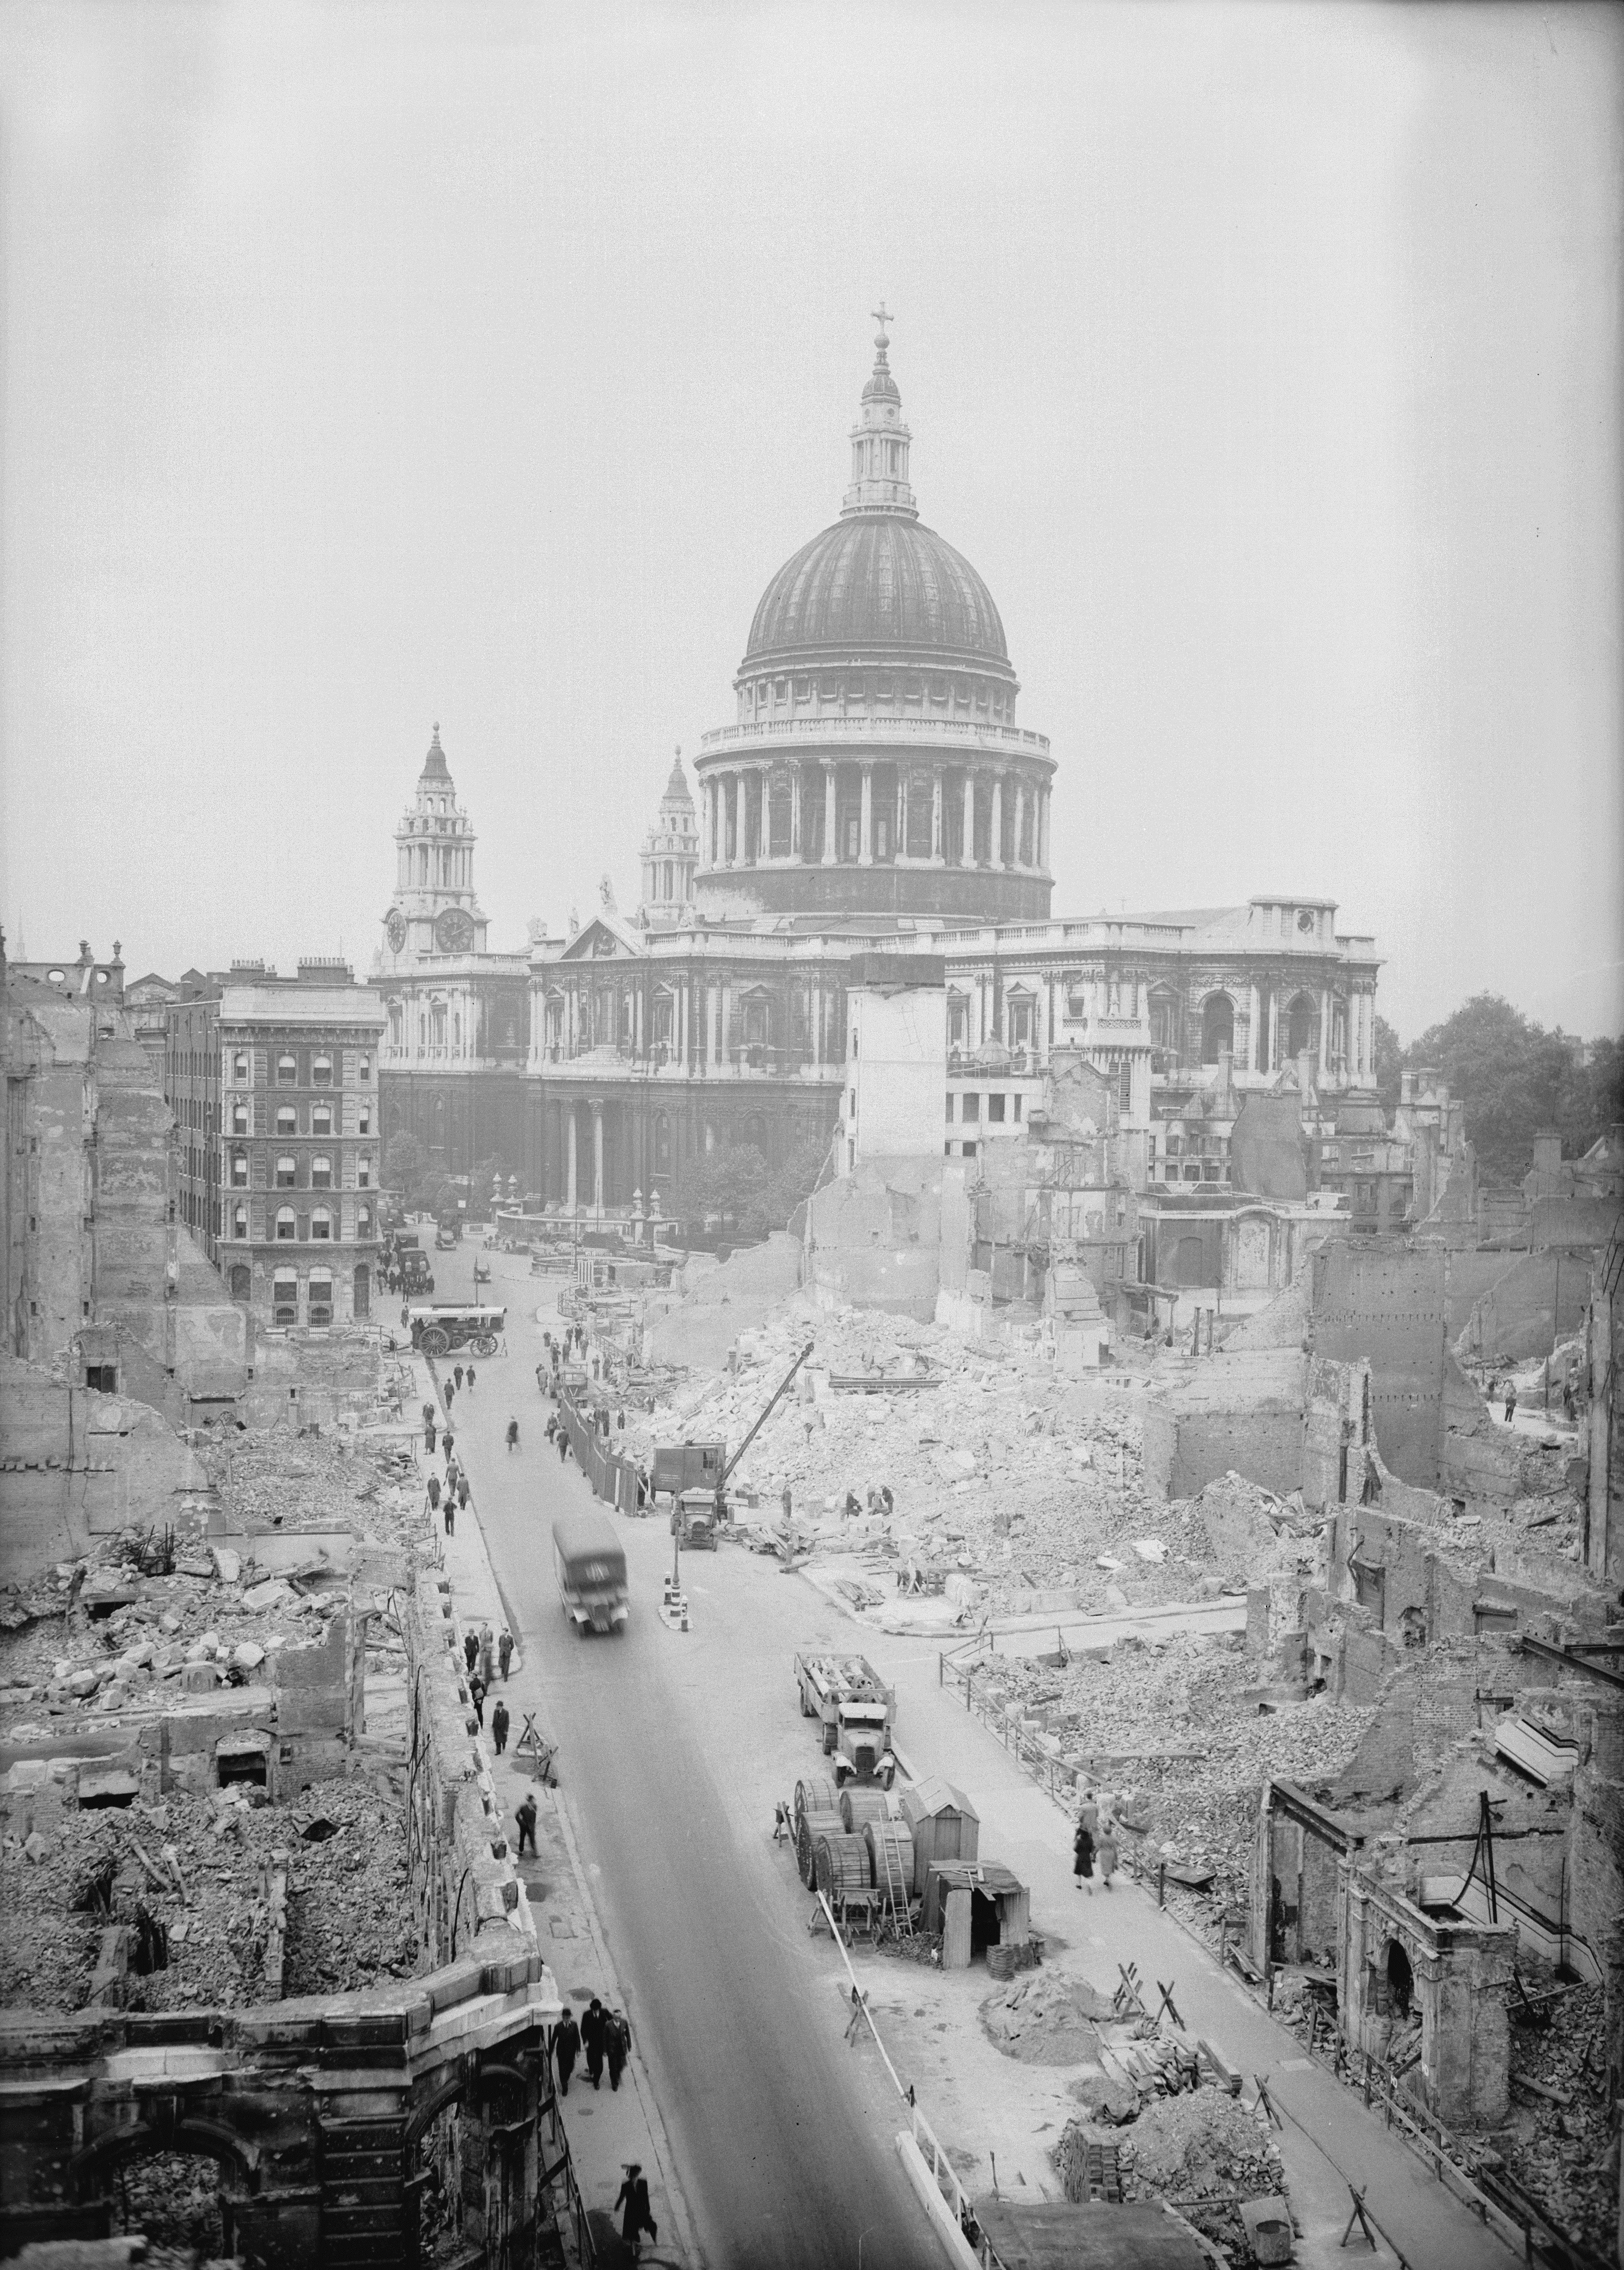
[591,1101,605,1214]
[1267,989,1278,1073]
[962,772,976,865]
[859,764,874,864]
[790,763,802,857]
[1012,780,1025,869]
[990,775,1003,867]
[898,772,909,861]
[931,769,943,860]
[566,1109,578,1210]
[1318,988,1332,1082]
[1248,984,1260,1072]
[822,763,838,864]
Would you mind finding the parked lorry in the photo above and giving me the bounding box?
[553,1512,629,1636]
[398,1248,434,1295]
[650,1442,725,1499]
[794,1653,897,1784]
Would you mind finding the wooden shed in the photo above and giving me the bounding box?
[898,1775,979,1892]
[922,1860,1029,1970]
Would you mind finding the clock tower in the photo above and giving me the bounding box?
[379,725,490,972]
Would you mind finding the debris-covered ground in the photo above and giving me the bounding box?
[0,1773,417,2013]
[622,1300,1282,1614]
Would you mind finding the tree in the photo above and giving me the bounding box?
[1402,994,1604,1180]
[383,1131,427,1202]
[1372,1015,1404,1117]
[670,1141,770,1236]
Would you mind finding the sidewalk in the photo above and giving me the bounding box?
[422,1354,698,2270]
[869,1632,1523,2270]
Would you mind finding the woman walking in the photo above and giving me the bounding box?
[1073,1810,1096,1896]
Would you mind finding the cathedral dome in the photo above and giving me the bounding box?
[744,515,1009,673]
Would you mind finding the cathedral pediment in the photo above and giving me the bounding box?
[561,914,644,962]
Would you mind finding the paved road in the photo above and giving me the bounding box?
[426,1241,942,2270]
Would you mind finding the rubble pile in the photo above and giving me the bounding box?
[0,1776,416,2013]
[626,1300,1227,1608]
[1495,1983,1617,2260]
[973,1632,1373,1891]
[202,1429,428,1554]
[979,1972,1116,2065]
[0,1535,353,1734]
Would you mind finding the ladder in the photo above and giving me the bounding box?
[876,1830,912,1931]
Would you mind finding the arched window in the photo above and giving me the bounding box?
[1201,994,1235,1063]
[277,1053,297,1085]
[230,1150,249,1186]
[358,1154,371,1189]
[312,1103,332,1137]
[357,1204,372,1240]
[233,1051,249,1082]
[276,1155,297,1188]
[231,1101,248,1135]
[310,1154,332,1189]
[272,1272,297,1322]
[276,1206,296,1239]
[232,1203,248,1240]
[308,1269,333,1325]
[359,1053,371,1082]
[1286,993,1316,1060]
[311,1054,332,1086]
[276,1105,297,1135]
[310,1207,332,1241]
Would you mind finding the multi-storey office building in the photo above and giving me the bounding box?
[166,963,384,1328]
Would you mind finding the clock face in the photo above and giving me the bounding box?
[436,908,474,953]
[384,908,407,952]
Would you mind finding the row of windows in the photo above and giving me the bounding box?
[225,1202,374,1240]
[945,1091,1025,1125]
[228,1100,371,1135]
[230,1149,371,1188]
[219,1050,373,1085]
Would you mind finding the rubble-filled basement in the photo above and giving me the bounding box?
[0,1384,564,2265]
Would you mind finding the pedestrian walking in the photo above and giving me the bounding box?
[490,1698,509,1755]
[427,1473,442,1514]
[454,1364,465,1390]
[425,1419,437,1455]
[456,1474,470,1511]
[423,1401,436,1427]
[443,1428,455,1463]
[463,1630,479,1675]
[480,1625,495,1685]
[552,2009,581,2097]
[514,1792,538,1856]
[465,1365,476,1391]
[1504,1385,1518,1423]
[605,2010,629,2091]
[443,1381,455,1415]
[1073,1811,1096,1896]
[468,1674,485,1727]
[444,1498,455,1537]
[506,1417,520,1452]
[546,1414,558,1444]
[614,2165,657,2257]
[558,1431,570,1463]
[1563,1381,1577,1422]
[1096,1826,1118,1889]
[498,1627,513,1680]
[582,1998,606,2089]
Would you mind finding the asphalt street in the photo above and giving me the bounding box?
[424,1237,944,2270]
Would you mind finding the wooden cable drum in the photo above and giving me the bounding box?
[864,1821,916,1904]
[839,1785,892,1835]
[797,1808,842,1888]
[814,1831,874,1902]
[795,1775,840,1829]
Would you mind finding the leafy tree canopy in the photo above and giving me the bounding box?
[1397,994,1621,1180]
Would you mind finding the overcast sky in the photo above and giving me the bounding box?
[2,0,1619,1043]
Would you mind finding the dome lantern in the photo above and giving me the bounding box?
[842,302,917,521]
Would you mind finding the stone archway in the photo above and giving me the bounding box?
[1201,993,1234,1063]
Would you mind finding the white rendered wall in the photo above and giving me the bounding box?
[846,988,947,1168]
